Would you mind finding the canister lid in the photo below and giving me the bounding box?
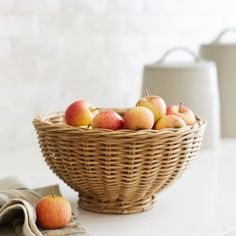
[201,43,236,48]
[201,29,236,48]
[146,47,215,70]
[145,60,215,70]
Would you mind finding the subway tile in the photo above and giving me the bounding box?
[0,39,12,58]
[15,0,61,13]
[36,14,74,34]
[0,0,14,12]
[0,58,37,86]
[106,33,143,53]
[0,15,34,37]
[74,14,126,34]
[107,0,144,13]
[146,0,181,13]
[62,0,106,13]
[13,37,64,59]
[63,34,105,57]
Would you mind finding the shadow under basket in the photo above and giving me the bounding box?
[33,111,206,214]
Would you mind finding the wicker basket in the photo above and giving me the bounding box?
[33,110,206,214]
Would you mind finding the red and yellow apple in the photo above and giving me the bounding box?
[123,106,154,130]
[167,102,196,125]
[36,194,72,229]
[155,115,186,130]
[65,100,98,126]
[136,89,166,122]
[91,110,124,130]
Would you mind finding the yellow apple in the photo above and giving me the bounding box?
[123,106,154,130]
[155,115,186,130]
[136,89,166,122]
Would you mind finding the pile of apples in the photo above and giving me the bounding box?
[65,90,196,131]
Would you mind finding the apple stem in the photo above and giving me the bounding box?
[145,89,149,100]
[91,108,98,112]
[87,124,91,128]
[51,190,55,198]
[179,102,183,113]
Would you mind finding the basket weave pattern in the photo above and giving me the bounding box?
[33,111,206,214]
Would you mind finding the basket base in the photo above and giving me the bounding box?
[78,194,156,214]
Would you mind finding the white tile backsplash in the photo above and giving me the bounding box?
[0,0,14,12]
[146,0,181,13]
[0,0,234,152]
[0,15,34,37]
[15,0,61,13]
[0,39,12,58]
[107,0,144,13]
[62,0,107,13]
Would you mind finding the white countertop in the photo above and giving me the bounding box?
[1,139,236,236]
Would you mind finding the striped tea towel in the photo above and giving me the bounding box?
[0,177,89,236]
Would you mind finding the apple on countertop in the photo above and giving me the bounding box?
[36,193,72,229]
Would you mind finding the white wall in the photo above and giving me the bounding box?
[0,0,235,152]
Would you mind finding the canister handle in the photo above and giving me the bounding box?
[211,28,236,43]
[155,47,200,64]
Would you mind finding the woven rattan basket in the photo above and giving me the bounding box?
[33,110,206,214]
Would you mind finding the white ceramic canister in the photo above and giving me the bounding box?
[142,47,220,149]
[201,29,236,137]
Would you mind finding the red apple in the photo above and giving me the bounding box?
[36,194,72,229]
[65,100,98,126]
[91,110,124,130]
[167,102,196,125]
[123,106,154,130]
[155,115,186,130]
[136,89,166,122]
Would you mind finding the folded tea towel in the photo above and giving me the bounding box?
[0,177,89,236]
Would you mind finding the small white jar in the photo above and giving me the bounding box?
[201,29,236,137]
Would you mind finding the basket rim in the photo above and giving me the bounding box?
[33,111,207,135]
